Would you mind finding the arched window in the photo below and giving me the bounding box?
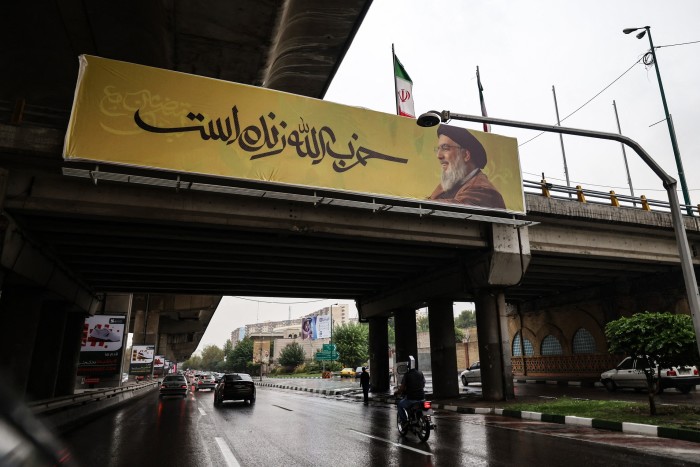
[573,328,596,354]
[512,332,534,356]
[541,335,563,355]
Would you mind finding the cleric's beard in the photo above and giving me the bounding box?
[440,157,469,191]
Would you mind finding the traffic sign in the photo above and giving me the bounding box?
[322,344,336,352]
[315,351,339,361]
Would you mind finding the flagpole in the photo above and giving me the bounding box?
[476,66,490,133]
[552,85,571,196]
[392,44,400,115]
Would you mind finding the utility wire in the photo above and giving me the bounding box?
[656,39,700,49]
[518,58,642,147]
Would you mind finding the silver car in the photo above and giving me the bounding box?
[460,361,481,386]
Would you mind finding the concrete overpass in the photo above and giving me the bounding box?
[1,1,699,403]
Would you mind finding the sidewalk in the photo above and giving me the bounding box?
[259,378,700,444]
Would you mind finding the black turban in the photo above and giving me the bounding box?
[437,124,487,169]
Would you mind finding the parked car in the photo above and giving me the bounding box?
[600,357,700,394]
[159,374,189,398]
[460,361,481,386]
[213,373,256,406]
[340,368,355,377]
[195,374,217,392]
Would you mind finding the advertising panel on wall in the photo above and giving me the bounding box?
[316,315,331,339]
[64,55,525,214]
[77,314,126,376]
[129,344,155,376]
[301,317,317,340]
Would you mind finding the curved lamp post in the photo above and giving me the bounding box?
[417,110,700,355]
[623,26,692,216]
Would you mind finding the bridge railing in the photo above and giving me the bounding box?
[523,178,700,216]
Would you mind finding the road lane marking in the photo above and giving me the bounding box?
[198,407,207,415]
[215,437,241,467]
[272,404,293,411]
[348,429,432,456]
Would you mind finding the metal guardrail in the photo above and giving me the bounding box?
[524,178,700,216]
[28,381,158,415]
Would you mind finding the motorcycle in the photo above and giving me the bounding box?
[396,399,436,441]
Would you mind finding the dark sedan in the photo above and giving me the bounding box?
[159,375,189,398]
[214,373,256,406]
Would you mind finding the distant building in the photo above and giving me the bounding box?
[230,326,246,346]
[238,304,354,364]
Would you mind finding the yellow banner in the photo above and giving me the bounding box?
[64,55,524,213]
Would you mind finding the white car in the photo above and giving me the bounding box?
[460,361,481,386]
[600,357,700,394]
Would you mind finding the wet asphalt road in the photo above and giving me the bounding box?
[60,379,700,466]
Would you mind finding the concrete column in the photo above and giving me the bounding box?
[54,311,86,396]
[132,298,160,346]
[394,308,417,365]
[132,309,146,345]
[427,300,459,399]
[475,290,514,401]
[26,301,69,401]
[0,286,45,396]
[368,317,389,392]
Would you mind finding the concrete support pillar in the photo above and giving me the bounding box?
[368,317,389,392]
[132,298,160,347]
[427,300,459,399]
[394,308,417,366]
[26,301,69,401]
[0,286,44,396]
[475,290,514,401]
[54,311,86,396]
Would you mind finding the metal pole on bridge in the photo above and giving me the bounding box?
[416,110,700,356]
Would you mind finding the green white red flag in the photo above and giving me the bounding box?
[476,66,491,132]
[394,53,415,118]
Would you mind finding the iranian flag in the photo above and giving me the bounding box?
[394,53,415,118]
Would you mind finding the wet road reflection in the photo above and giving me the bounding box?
[61,385,699,466]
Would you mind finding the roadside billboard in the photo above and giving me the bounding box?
[153,355,165,376]
[301,317,317,340]
[64,55,525,214]
[77,314,126,377]
[129,344,155,376]
[316,315,331,339]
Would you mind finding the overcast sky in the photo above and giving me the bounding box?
[194,0,699,354]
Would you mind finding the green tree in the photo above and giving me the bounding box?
[182,355,202,370]
[278,342,306,369]
[228,337,253,372]
[455,310,476,328]
[416,315,429,332]
[223,339,233,356]
[333,322,369,368]
[200,344,225,370]
[454,327,465,343]
[605,311,699,415]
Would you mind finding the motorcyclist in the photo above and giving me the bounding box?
[394,362,426,426]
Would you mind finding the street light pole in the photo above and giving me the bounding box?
[416,110,700,356]
[623,26,692,215]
